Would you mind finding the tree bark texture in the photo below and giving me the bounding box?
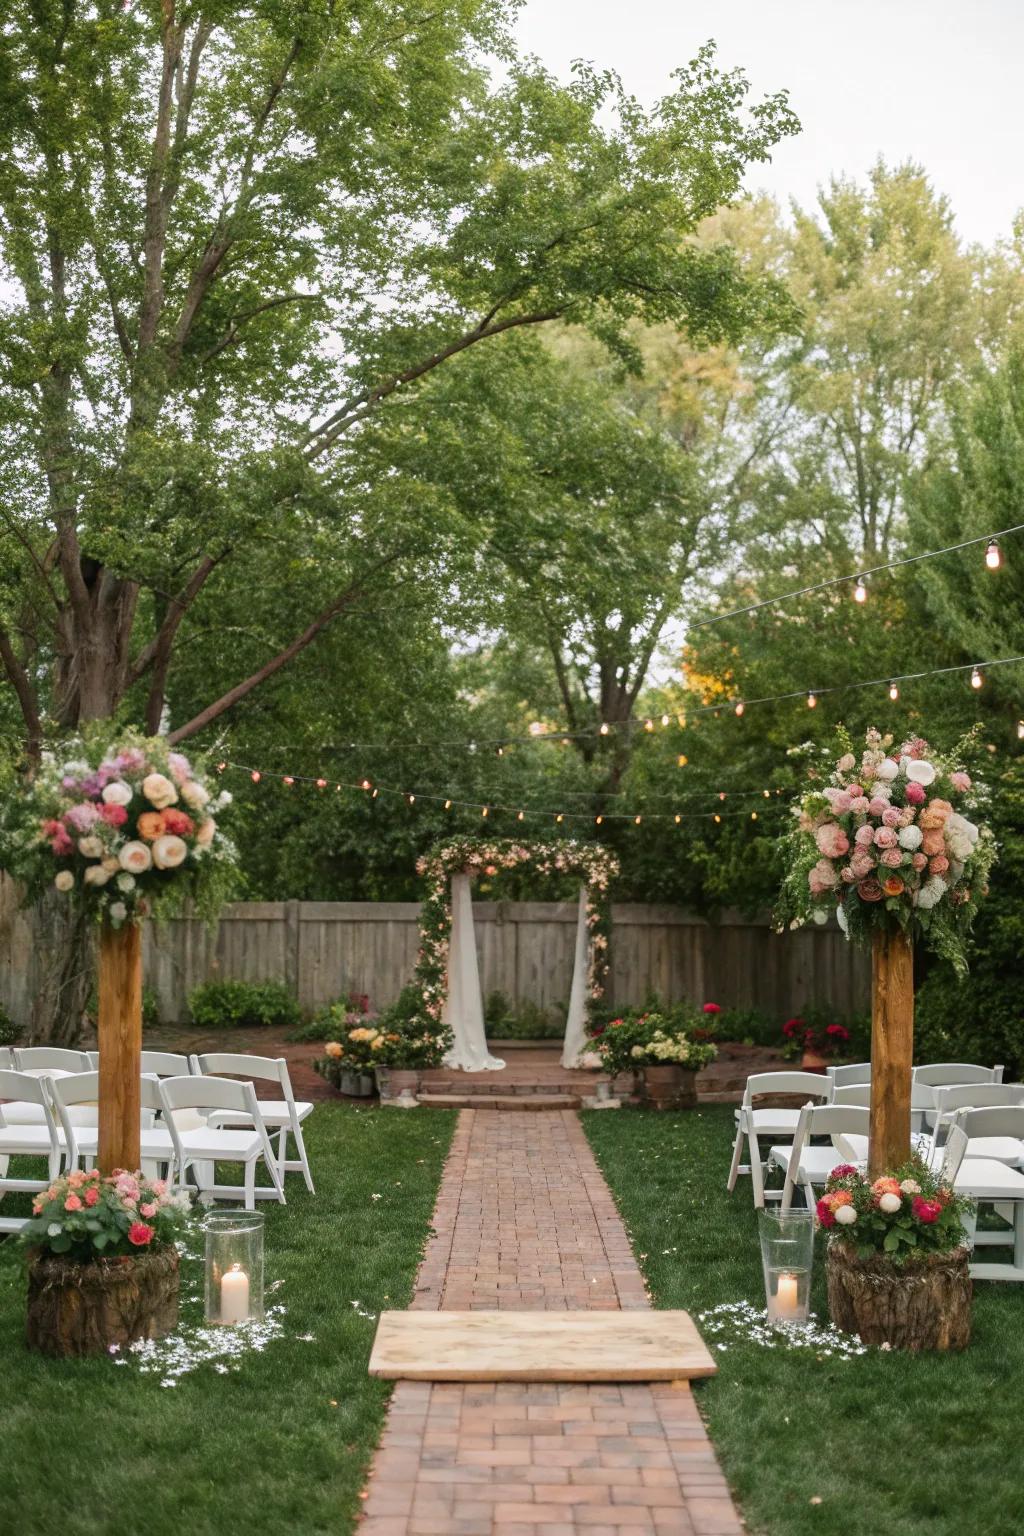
[26,1246,180,1358]
[826,1242,972,1351]
[869,927,914,1176]
[28,893,95,1047]
[97,921,142,1174]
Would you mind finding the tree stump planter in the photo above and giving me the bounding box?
[826,1242,972,1352]
[640,1065,698,1110]
[26,1245,180,1358]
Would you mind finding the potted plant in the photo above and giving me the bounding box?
[314,1027,382,1096]
[20,1168,191,1357]
[369,986,454,1099]
[781,1016,850,1070]
[588,1006,717,1108]
[818,1158,973,1350]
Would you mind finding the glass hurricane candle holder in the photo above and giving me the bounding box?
[204,1210,265,1325]
[758,1207,814,1326]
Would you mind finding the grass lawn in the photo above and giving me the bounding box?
[584,1105,1024,1536]
[0,1104,455,1536]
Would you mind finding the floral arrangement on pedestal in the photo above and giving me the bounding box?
[413,838,618,1026]
[778,726,996,970]
[587,1006,718,1076]
[1,731,235,927]
[22,1168,191,1258]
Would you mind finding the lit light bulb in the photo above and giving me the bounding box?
[763,789,771,799]
[807,691,817,709]
[719,791,727,802]
[406,792,415,804]
[316,778,327,789]
[216,761,226,773]
[496,746,504,757]
[888,682,899,702]
[853,577,867,603]
[595,814,603,825]
[529,721,544,736]
[251,770,261,783]
[734,701,745,717]
[634,814,642,825]
[986,539,1001,570]
[517,810,525,821]
[372,788,379,799]
[361,779,372,791]
[561,737,571,746]
[444,799,452,810]
[971,667,983,690]
[599,722,610,736]
[283,776,294,786]
[1018,721,1024,740]
[713,813,722,824]
[644,719,654,732]
[555,813,564,823]
[481,806,488,817]
[674,813,682,824]
[661,713,670,726]
[751,811,758,821]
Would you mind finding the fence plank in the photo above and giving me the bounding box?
[0,875,870,1026]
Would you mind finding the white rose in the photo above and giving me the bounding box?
[906,760,936,786]
[83,865,112,887]
[54,870,74,892]
[108,901,128,923]
[878,1192,902,1214]
[180,779,210,809]
[898,825,923,851]
[101,781,132,806]
[116,872,136,893]
[141,772,178,809]
[119,840,153,874]
[875,759,899,782]
[835,1204,858,1226]
[812,909,828,925]
[78,836,104,859]
[152,834,188,870]
[916,877,947,910]
[899,1178,921,1195]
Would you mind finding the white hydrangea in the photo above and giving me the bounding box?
[916,878,947,910]
[898,825,923,851]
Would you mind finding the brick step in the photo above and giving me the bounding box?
[423,1081,586,1097]
[416,1092,583,1111]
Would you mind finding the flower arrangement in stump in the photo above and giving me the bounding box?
[21,1169,192,1358]
[779,727,994,1173]
[2,733,234,1172]
[818,1159,974,1351]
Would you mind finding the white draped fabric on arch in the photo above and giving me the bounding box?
[442,875,596,1071]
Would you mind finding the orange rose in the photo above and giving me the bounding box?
[872,1176,902,1197]
[826,1190,853,1209]
[882,875,905,896]
[137,811,166,841]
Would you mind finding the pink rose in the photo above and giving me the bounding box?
[868,797,890,817]
[911,1196,943,1225]
[873,826,897,848]
[64,1194,82,1212]
[921,831,945,856]
[880,848,903,868]
[882,806,901,827]
[854,824,875,847]
[850,796,870,814]
[815,823,850,859]
[912,852,928,870]
[100,803,128,827]
[850,850,876,877]
[128,1222,154,1247]
[950,771,972,792]
[905,781,926,805]
[840,865,857,883]
[846,783,863,798]
[929,855,949,874]
[84,1187,99,1207]
[826,789,852,814]
[140,1201,158,1218]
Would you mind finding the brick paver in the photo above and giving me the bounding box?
[361,1111,744,1536]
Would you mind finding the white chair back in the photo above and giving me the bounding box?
[742,1071,833,1108]
[832,1083,871,1108]
[934,1083,1024,1118]
[957,1105,1024,1142]
[913,1062,1004,1087]
[195,1052,294,1100]
[0,1047,13,1070]
[827,1062,871,1087]
[0,1068,62,1161]
[141,1050,195,1078]
[938,1124,968,1184]
[14,1046,91,1073]
[86,1051,100,1069]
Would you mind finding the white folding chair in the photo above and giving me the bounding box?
[927,1083,1024,1142]
[954,1153,1024,1281]
[49,1073,174,1180]
[193,1053,315,1194]
[0,1069,63,1231]
[827,1062,871,1087]
[727,1071,833,1208]
[13,1046,92,1073]
[0,1048,13,1070]
[913,1062,1005,1088]
[831,1083,871,1107]
[141,1051,196,1078]
[953,1106,1024,1169]
[159,1076,285,1211]
[771,1102,871,1213]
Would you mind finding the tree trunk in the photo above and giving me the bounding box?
[28,893,95,1046]
[826,1242,971,1351]
[26,1246,179,1357]
[98,921,143,1173]
[869,927,914,1176]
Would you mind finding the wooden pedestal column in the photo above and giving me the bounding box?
[97,921,142,1175]
[869,927,914,1177]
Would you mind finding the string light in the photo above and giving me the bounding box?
[406,792,415,804]
[986,539,1002,570]
[1018,721,1024,740]
[444,798,452,810]
[251,770,261,783]
[496,746,504,757]
[517,810,525,821]
[888,681,899,702]
[283,775,294,785]
[372,788,379,798]
[734,701,745,717]
[216,761,226,773]
[719,792,727,802]
[316,778,327,789]
[555,813,564,823]
[677,754,688,767]
[751,811,758,820]
[361,779,372,791]
[714,813,721,824]
[661,714,670,726]
[529,722,545,736]
[634,815,642,825]
[481,805,488,817]
[599,722,610,736]
[807,691,817,709]
[853,577,867,603]
[595,814,603,825]
[644,719,654,732]
[674,814,682,824]
[971,667,983,690]
[763,789,771,799]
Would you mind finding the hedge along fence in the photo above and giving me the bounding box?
[0,875,869,1026]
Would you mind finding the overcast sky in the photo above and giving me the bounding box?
[516,0,1023,248]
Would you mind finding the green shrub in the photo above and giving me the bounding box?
[489,999,564,1041]
[187,979,301,1031]
[712,1007,777,1046]
[290,993,374,1042]
[0,1007,21,1047]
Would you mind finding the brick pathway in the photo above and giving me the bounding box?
[360,1111,743,1535]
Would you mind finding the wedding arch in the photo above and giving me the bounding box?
[414,838,619,1070]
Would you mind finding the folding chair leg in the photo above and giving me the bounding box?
[749,1130,766,1209]
[276,1126,288,1183]
[244,1158,256,1212]
[726,1124,744,1192]
[292,1122,315,1194]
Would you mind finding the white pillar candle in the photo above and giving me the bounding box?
[220,1264,250,1324]
[775,1272,800,1318]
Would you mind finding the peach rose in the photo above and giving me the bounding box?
[137,811,166,841]
[119,841,153,874]
[83,864,112,887]
[180,780,210,809]
[54,870,74,892]
[152,834,188,870]
[141,772,178,809]
[195,817,216,847]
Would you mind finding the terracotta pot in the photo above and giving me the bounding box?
[800,1047,828,1072]
[640,1064,698,1110]
[826,1242,972,1351]
[26,1245,180,1358]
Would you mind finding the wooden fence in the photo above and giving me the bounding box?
[0,877,870,1024]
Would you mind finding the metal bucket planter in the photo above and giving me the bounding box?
[340,1069,375,1097]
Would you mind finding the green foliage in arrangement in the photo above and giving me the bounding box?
[588,1002,717,1075]
[187,979,301,1032]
